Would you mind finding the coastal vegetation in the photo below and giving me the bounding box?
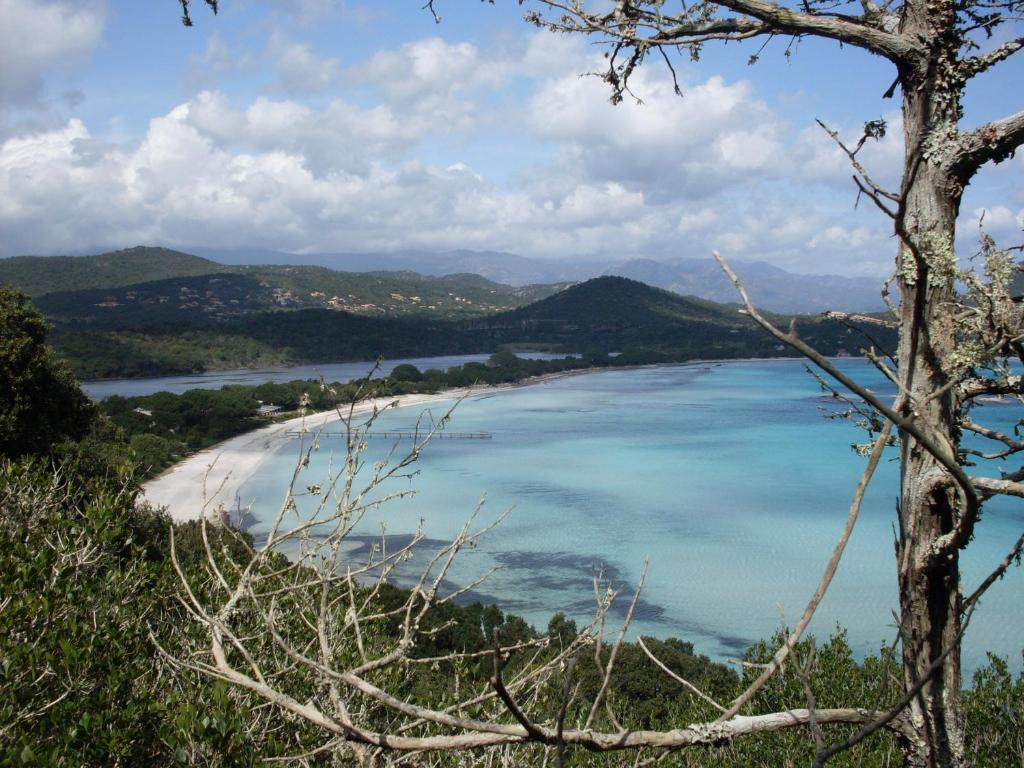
[139,0,1024,764]
[9,450,1020,768]
[5,253,891,380]
[1,291,1021,766]
[98,351,657,478]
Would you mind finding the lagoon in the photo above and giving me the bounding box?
[231,359,1022,674]
[82,352,574,399]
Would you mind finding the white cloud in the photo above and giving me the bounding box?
[0,88,899,276]
[0,0,104,105]
[267,32,342,94]
[0,28,967,277]
[528,66,803,199]
[354,37,513,132]
[184,90,433,174]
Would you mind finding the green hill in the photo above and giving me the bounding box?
[10,247,568,323]
[0,247,222,297]
[462,276,845,359]
[48,276,893,379]
[490,275,740,325]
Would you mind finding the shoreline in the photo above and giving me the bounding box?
[139,356,826,522]
[141,368,593,522]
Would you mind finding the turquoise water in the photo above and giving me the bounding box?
[239,360,1023,673]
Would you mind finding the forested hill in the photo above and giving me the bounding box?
[464,276,869,361]
[40,274,895,380]
[4,246,567,320]
[492,275,739,325]
[0,247,220,297]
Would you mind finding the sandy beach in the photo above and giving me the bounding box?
[139,358,793,523]
[141,389,479,523]
[140,367,600,522]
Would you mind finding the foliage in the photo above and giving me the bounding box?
[0,459,271,767]
[0,288,97,459]
[1,437,1020,766]
[0,247,220,298]
[963,654,1024,767]
[46,276,891,379]
[50,327,291,380]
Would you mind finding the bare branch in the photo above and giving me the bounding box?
[816,118,901,206]
[969,475,1024,499]
[637,637,728,713]
[961,531,1024,611]
[958,36,1024,80]
[529,0,916,62]
[959,374,1022,400]
[717,418,893,721]
[490,633,549,743]
[712,250,981,542]
[585,560,648,730]
[951,109,1024,184]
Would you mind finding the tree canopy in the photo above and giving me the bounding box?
[0,287,96,459]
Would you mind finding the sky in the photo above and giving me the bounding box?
[0,0,1021,277]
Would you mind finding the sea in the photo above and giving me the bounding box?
[100,357,1024,673]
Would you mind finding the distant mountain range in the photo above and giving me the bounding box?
[0,246,896,379]
[190,247,603,287]
[602,258,887,314]
[189,247,886,314]
[0,247,568,321]
[5,245,888,313]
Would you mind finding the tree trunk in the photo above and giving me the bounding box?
[894,10,968,761]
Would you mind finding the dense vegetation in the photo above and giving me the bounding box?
[1,284,1020,767]
[37,275,891,379]
[2,248,892,379]
[50,327,293,380]
[0,288,97,458]
[0,247,222,297]
[3,246,564,320]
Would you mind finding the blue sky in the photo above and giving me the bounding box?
[0,0,1020,276]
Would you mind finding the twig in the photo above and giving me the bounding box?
[717,418,892,722]
[637,637,727,713]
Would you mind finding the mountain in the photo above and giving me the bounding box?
[198,276,879,371]
[4,245,889,313]
[194,247,887,312]
[603,258,887,314]
[464,276,874,359]
[191,247,604,285]
[46,276,893,380]
[0,247,222,297]
[5,249,569,324]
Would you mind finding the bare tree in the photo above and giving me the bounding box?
[165,376,1020,767]
[164,392,909,766]
[516,2,1024,764]
[172,2,1024,766]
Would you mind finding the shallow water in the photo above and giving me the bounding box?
[239,360,1024,673]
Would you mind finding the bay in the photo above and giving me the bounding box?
[235,359,1023,674]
